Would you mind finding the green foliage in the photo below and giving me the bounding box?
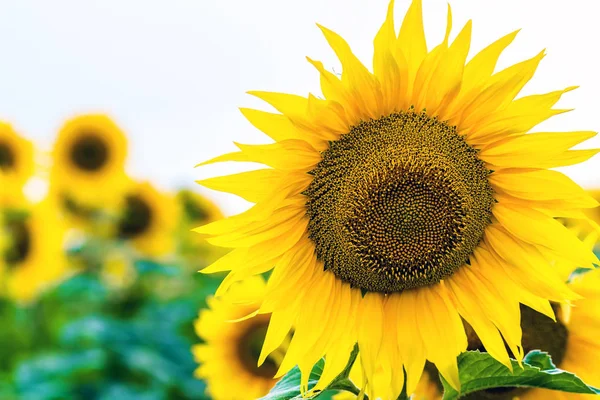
[0,235,222,400]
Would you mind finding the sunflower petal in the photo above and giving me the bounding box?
[397,0,427,86]
[317,24,382,119]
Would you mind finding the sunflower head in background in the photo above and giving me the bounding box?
[178,189,223,226]
[0,200,68,303]
[176,189,224,266]
[193,276,289,400]
[50,114,129,214]
[0,122,34,204]
[195,0,599,397]
[412,273,600,400]
[581,189,600,237]
[116,181,179,258]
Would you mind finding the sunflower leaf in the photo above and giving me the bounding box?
[440,350,600,400]
[260,345,360,400]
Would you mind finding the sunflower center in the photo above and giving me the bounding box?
[0,141,15,170]
[3,220,31,265]
[70,133,109,171]
[237,322,278,379]
[304,111,494,293]
[118,195,153,238]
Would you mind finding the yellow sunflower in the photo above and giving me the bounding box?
[50,114,129,208]
[195,0,599,397]
[116,181,178,257]
[582,189,600,230]
[193,276,288,400]
[0,200,67,302]
[518,270,600,400]
[177,189,225,266]
[178,189,223,226]
[411,272,600,400]
[0,122,34,203]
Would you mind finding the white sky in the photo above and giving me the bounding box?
[1,0,598,215]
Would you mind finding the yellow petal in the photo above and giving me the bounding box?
[446,268,512,370]
[532,149,600,169]
[490,169,591,203]
[416,285,465,391]
[357,293,384,396]
[471,87,577,143]
[429,20,473,117]
[397,0,427,88]
[239,108,303,142]
[195,151,247,167]
[197,169,281,203]
[460,30,520,97]
[317,24,382,119]
[480,130,596,159]
[234,140,320,170]
[493,202,598,267]
[456,51,545,130]
[373,0,397,79]
[393,291,426,394]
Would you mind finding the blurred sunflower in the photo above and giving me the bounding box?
[0,200,67,302]
[116,181,178,257]
[178,189,223,226]
[0,122,34,203]
[193,277,288,400]
[195,0,599,397]
[177,189,224,266]
[518,270,600,400]
[582,189,600,233]
[50,114,128,209]
[417,271,600,400]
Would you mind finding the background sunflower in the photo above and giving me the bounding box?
[50,114,129,211]
[116,181,179,258]
[0,200,67,303]
[193,276,288,400]
[0,122,34,206]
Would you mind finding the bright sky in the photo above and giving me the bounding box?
[1,0,598,215]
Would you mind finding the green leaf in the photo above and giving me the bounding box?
[441,351,600,400]
[261,345,360,400]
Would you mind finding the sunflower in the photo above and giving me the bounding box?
[50,114,129,208]
[582,189,600,233]
[116,181,178,257]
[195,0,598,397]
[518,270,600,400]
[0,122,34,203]
[411,272,600,400]
[178,189,223,226]
[193,276,288,400]
[0,200,67,302]
[177,189,225,266]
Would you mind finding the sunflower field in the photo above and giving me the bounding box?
[2,0,600,399]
